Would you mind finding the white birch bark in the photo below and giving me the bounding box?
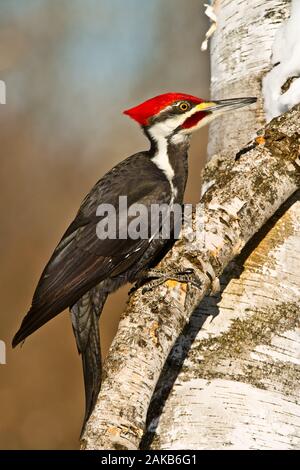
[144,0,300,450]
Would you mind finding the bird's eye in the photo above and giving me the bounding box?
[178,102,190,112]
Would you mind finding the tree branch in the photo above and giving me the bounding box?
[81,105,300,450]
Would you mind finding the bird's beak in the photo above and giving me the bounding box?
[195,96,257,113]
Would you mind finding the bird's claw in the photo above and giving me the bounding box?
[129,268,201,295]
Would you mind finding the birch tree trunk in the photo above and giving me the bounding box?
[143,0,300,450]
[81,0,300,450]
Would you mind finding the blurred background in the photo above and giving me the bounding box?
[0,0,209,449]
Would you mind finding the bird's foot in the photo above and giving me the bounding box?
[130,268,201,294]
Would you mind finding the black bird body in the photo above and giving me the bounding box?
[13,141,189,431]
[12,92,256,433]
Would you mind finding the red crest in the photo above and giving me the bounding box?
[123,92,203,126]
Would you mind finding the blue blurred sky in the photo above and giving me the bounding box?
[0,0,209,154]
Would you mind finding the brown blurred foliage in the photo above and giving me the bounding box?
[0,0,209,448]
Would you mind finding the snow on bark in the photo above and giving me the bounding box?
[143,0,300,451]
[263,0,300,121]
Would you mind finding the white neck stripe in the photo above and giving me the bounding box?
[149,126,177,201]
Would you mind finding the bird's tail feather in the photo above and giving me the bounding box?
[12,303,61,348]
[70,288,108,436]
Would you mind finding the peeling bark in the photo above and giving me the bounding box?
[81,103,300,449]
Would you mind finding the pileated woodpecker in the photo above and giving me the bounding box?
[12,92,256,433]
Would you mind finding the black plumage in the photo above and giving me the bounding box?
[12,142,189,434]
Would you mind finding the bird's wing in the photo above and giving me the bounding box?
[12,153,171,346]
